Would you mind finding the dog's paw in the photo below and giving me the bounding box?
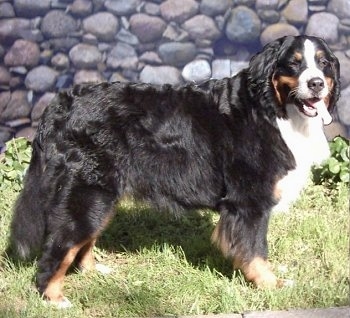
[44,296,73,309]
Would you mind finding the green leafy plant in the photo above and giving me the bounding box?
[0,137,32,192]
[312,136,349,187]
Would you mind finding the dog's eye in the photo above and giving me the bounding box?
[288,61,300,69]
[318,58,329,68]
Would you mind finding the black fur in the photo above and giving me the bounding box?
[9,35,339,301]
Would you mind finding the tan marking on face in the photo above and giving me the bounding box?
[316,50,325,59]
[323,76,334,108]
[272,75,299,105]
[294,52,302,61]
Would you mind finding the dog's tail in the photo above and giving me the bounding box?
[9,139,46,260]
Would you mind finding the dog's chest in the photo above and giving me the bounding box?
[273,114,330,211]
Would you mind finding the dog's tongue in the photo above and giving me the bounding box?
[312,99,332,125]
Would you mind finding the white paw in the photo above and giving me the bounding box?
[95,263,113,275]
[44,296,73,309]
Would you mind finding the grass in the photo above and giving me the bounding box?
[0,179,349,317]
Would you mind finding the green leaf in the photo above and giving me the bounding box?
[328,157,340,174]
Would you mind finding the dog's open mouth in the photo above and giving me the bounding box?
[296,98,332,125]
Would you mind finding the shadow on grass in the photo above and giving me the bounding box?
[98,200,233,278]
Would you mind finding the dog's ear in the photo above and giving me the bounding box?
[318,38,341,112]
[247,36,293,121]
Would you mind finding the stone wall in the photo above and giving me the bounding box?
[0,0,349,148]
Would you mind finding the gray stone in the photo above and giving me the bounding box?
[231,61,248,76]
[144,3,160,16]
[105,0,140,16]
[334,51,350,88]
[260,23,299,46]
[69,43,102,69]
[69,0,93,17]
[182,59,211,82]
[31,92,55,124]
[4,39,40,67]
[327,0,350,19]
[139,51,162,65]
[181,15,220,42]
[107,42,138,70]
[256,0,279,10]
[83,12,119,42]
[51,53,70,70]
[233,0,255,6]
[129,13,166,43]
[225,6,261,44]
[200,0,232,16]
[16,126,36,141]
[140,65,182,85]
[337,86,350,125]
[163,23,190,42]
[116,28,140,46]
[282,0,308,25]
[212,59,231,79]
[13,0,51,18]
[41,10,77,38]
[73,70,106,85]
[305,13,339,44]
[258,10,280,23]
[160,0,199,24]
[49,37,79,52]
[0,90,31,121]
[25,65,58,92]
[0,2,15,18]
[0,18,31,44]
[0,66,11,85]
[158,42,197,67]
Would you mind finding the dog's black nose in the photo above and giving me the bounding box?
[307,77,324,93]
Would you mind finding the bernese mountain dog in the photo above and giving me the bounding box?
[9,35,340,308]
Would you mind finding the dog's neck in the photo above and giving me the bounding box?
[277,103,330,167]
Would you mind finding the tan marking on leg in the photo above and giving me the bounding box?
[211,221,230,258]
[44,241,87,303]
[234,256,278,288]
[77,239,97,272]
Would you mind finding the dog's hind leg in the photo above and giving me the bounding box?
[212,202,282,288]
[37,187,117,308]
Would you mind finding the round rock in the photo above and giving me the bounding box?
[129,13,166,43]
[31,92,55,125]
[25,65,58,92]
[4,39,40,67]
[282,0,308,25]
[0,2,15,18]
[158,42,196,67]
[327,0,350,19]
[73,70,105,85]
[305,13,339,44]
[225,6,261,44]
[41,10,77,38]
[13,0,51,18]
[107,42,138,70]
[182,59,211,83]
[105,0,141,16]
[160,0,199,24]
[0,90,31,121]
[69,0,93,17]
[334,51,350,88]
[182,15,220,42]
[260,23,299,46]
[140,65,182,85]
[69,43,102,69]
[337,85,350,125]
[200,0,232,16]
[83,12,119,42]
[0,18,31,44]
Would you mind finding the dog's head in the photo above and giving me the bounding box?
[248,35,340,125]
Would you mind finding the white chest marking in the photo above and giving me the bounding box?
[274,105,330,212]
